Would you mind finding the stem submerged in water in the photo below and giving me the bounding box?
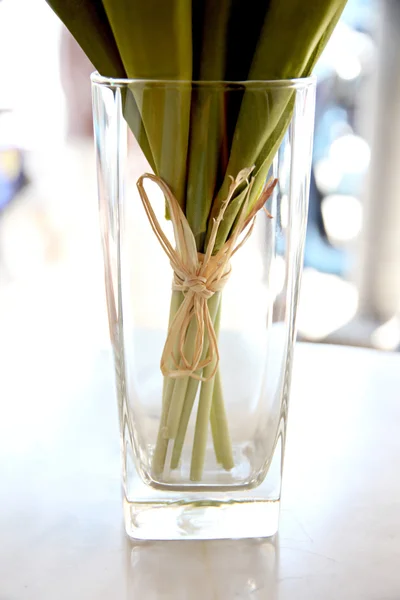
[170,376,200,469]
[151,291,182,476]
[164,292,220,440]
[210,367,234,471]
[190,302,221,481]
[190,364,216,481]
[151,292,234,479]
[170,292,220,469]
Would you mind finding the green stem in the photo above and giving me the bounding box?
[151,376,175,476]
[190,365,216,481]
[210,398,223,464]
[171,293,221,469]
[209,300,223,465]
[151,291,182,476]
[152,290,233,480]
[164,327,195,438]
[170,377,200,468]
[189,304,222,481]
[210,367,234,471]
[169,292,221,468]
[164,291,221,441]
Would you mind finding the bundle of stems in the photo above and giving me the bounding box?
[47,0,347,481]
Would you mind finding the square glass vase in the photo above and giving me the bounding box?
[92,75,315,540]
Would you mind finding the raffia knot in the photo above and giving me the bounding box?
[175,273,213,299]
[173,254,231,301]
[136,170,277,381]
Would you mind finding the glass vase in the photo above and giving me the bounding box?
[92,75,315,540]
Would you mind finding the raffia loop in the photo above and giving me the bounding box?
[136,169,277,381]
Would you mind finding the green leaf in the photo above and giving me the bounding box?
[185,0,232,249]
[101,0,193,207]
[47,0,347,232]
[120,87,157,172]
[46,0,125,77]
[243,4,347,217]
[47,1,157,169]
[208,0,347,249]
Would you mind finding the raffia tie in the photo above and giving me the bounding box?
[136,170,276,381]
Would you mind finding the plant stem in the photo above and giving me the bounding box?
[152,291,220,477]
[209,300,224,465]
[170,376,200,468]
[210,398,223,464]
[189,303,222,481]
[151,376,175,476]
[164,318,197,438]
[152,290,234,479]
[209,367,234,471]
[193,299,234,477]
[169,292,220,469]
[151,291,182,476]
[190,363,216,480]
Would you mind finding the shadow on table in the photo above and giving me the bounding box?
[125,535,279,599]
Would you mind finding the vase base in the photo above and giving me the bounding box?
[123,432,283,540]
[124,497,280,541]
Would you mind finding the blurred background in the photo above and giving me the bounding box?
[1,0,400,363]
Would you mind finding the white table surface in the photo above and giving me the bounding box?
[1,342,399,600]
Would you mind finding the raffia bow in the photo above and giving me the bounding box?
[136,169,277,381]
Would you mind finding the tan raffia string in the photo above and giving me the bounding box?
[136,169,277,382]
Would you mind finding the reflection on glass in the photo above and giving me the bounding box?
[126,537,278,599]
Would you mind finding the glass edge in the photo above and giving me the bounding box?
[90,71,316,90]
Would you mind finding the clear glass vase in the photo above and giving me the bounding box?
[92,75,315,540]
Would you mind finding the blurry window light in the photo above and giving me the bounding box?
[298,269,358,341]
[330,120,353,141]
[321,194,363,244]
[335,54,362,81]
[280,194,289,230]
[371,316,400,351]
[269,255,286,298]
[315,135,370,195]
[329,134,370,174]
[316,20,375,81]
[314,158,342,195]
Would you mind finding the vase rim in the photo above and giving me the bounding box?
[91,71,316,89]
